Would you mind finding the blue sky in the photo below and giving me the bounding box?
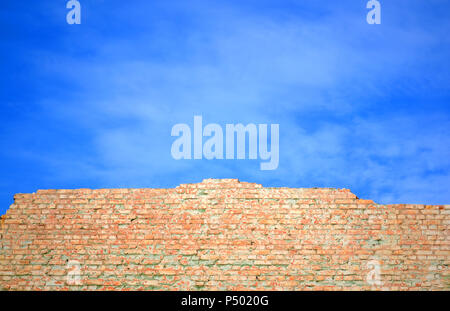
[1,0,449,215]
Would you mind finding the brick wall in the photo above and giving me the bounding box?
[0,179,448,290]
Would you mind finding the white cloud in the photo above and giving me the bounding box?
[16,0,450,204]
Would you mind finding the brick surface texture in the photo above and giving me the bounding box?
[0,179,448,290]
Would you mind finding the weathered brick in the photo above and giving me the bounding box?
[0,179,448,291]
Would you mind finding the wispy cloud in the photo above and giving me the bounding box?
[1,0,449,214]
